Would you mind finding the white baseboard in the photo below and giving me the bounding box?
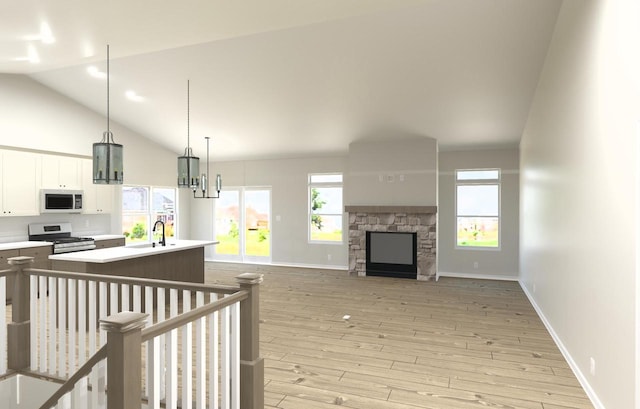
[205,258,348,271]
[519,281,605,409]
[436,271,519,281]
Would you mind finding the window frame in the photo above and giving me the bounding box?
[122,184,178,244]
[308,173,344,245]
[455,168,501,250]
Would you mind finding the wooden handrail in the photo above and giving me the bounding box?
[24,267,239,294]
[0,268,12,278]
[38,345,107,409]
[141,290,248,342]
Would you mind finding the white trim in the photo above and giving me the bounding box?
[519,282,605,409]
[436,271,518,281]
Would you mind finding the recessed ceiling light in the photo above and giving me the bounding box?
[87,66,106,79]
[125,90,144,102]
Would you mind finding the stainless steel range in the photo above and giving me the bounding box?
[28,222,96,253]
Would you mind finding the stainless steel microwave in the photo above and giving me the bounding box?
[40,189,83,213]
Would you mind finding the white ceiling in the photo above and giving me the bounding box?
[2,0,561,160]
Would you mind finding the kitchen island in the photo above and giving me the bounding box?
[49,240,217,284]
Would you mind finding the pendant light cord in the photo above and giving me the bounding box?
[106,45,110,137]
[187,79,190,151]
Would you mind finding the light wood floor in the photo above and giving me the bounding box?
[205,262,594,409]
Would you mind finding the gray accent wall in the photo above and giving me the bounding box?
[438,149,519,279]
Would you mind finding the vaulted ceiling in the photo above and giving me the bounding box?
[1,0,561,160]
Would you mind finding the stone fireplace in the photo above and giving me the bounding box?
[345,205,437,280]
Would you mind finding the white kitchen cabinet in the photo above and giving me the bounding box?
[41,154,82,189]
[82,159,113,214]
[0,150,39,216]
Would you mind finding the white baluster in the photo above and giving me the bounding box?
[39,276,47,373]
[109,283,118,316]
[121,284,130,312]
[133,285,141,313]
[0,276,6,374]
[97,359,106,409]
[58,277,67,377]
[30,275,37,372]
[157,287,166,399]
[221,301,230,409]
[72,376,88,409]
[209,293,219,409]
[196,291,205,409]
[78,280,86,367]
[89,281,97,409]
[48,277,57,376]
[148,336,161,409]
[68,279,77,374]
[99,282,107,346]
[167,289,178,409]
[99,282,108,390]
[231,302,240,409]
[145,286,154,398]
[182,290,192,409]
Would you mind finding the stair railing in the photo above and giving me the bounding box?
[3,256,264,409]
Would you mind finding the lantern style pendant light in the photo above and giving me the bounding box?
[177,80,200,189]
[93,45,123,184]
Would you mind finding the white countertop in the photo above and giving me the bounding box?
[49,240,218,263]
[0,241,53,251]
[91,235,126,241]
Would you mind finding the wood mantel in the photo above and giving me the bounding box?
[344,205,437,214]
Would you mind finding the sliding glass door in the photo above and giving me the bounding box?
[214,187,271,263]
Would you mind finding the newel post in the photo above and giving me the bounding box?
[236,272,264,409]
[8,256,34,370]
[100,311,148,409]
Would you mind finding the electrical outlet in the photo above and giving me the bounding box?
[85,220,90,228]
[590,357,596,376]
[327,254,332,261]
[387,175,395,183]
[473,261,479,269]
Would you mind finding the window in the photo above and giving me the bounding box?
[456,169,500,248]
[122,186,177,244]
[309,173,343,243]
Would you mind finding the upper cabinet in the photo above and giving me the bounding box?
[41,154,82,189]
[81,159,113,214]
[0,150,39,216]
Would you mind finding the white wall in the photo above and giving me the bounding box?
[190,156,349,267]
[439,148,519,279]
[520,1,640,408]
[0,74,187,238]
[345,137,437,206]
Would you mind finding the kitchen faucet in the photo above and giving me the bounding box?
[152,220,166,246]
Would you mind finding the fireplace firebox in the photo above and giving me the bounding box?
[366,231,417,279]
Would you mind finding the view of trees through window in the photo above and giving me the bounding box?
[456,170,500,248]
[122,186,176,243]
[309,174,343,243]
